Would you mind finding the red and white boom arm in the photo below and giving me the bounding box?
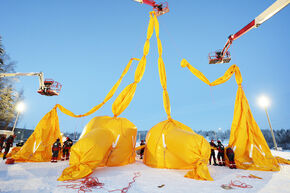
[221,0,289,57]
[134,0,157,7]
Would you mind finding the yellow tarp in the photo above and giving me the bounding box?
[7,146,21,158]
[132,13,212,180]
[144,119,213,181]
[181,59,280,171]
[11,58,140,162]
[275,156,290,165]
[12,108,62,162]
[58,116,137,181]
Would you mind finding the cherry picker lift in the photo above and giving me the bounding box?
[134,0,169,16]
[0,72,62,96]
[209,0,290,64]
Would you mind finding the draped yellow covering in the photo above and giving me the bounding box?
[58,116,137,181]
[140,13,212,181]
[181,59,280,171]
[12,57,139,163]
[12,108,62,162]
[144,119,213,181]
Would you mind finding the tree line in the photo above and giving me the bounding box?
[195,129,290,150]
[0,35,22,130]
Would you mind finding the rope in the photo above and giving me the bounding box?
[58,176,104,193]
[221,180,253,189]
[108,172,141,193]
[230,180,253,188]
[237,174,262,179]
[59,172,141,193]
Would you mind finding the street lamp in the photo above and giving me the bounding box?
[12,101,25,133]
[258,95,278,150]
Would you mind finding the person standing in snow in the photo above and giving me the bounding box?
[3,135,16,160]
[0,134,6,153]
[217,140,225,166]
[139,140,145,159]
[51,138,61,163]
[61,137,73,161]
[209,139,218,165]
[226,147,236,169]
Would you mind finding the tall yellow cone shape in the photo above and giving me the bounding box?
[12,108,62,162]
[181,59,280,171]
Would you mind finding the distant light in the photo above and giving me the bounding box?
[258,95,270,108]
[16,102,25,113]
[218,128,222,131]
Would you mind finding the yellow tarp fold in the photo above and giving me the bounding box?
[12,108,62,162]
[12,57,140,162]
[58,116,137,181]
[181,59,280,171]
[144,119,213,181]
[275,156,290,165]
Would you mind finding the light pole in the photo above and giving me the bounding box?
[12,101,25,133]
[258,95,278,150]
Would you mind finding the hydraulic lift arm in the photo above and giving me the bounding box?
[210,0,290,64]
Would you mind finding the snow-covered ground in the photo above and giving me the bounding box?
[0,150,289,193]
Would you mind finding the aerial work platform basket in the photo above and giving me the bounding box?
[208,50,231,64]
[37,79,62,96]
[153,2,169,16]
[134,0,169,16]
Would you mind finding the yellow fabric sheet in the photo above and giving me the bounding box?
[112,13,154,116]
[144,119,213,181]
[153,13,171,119]
[12,58,140,163]
[181,59,280,171]
[12,108,62,162]
[275,156,290,165]
[58,116,137,181]
[55,57,140,118]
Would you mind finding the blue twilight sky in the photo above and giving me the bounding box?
[0,0,289,133]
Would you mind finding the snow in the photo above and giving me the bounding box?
[0,151,290,193]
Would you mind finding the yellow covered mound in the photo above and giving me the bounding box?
[12,108,62,162]
[58,116,137,181]
[144,119,213,181]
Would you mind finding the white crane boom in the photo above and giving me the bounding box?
[255,0,289,26]
[0,72,61,96]
[0,72,45,89]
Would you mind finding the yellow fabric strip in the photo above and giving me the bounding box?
[181,59,241,85]
[12,58,140,162]
[154,13,171,119]
[112,13,155,116]
[54,58,139,117]
[135,145,145,151]
[275,156,290,165]
[181,59,281,171]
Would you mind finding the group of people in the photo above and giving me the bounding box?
[0,134,16,160]
[51,137,73,163]
[209,139,236,169]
